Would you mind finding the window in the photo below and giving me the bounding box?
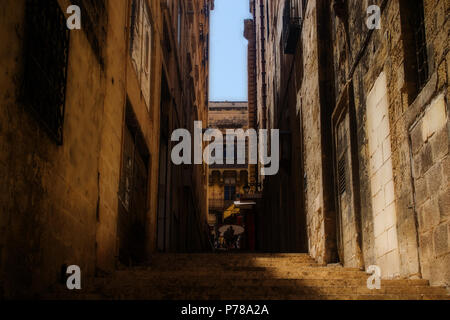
[22,0,70,145]
[130,0,152,108]
[400,0,429,103]
[283,0,303,54]
[224,186,236,201]
[412,1,428,92]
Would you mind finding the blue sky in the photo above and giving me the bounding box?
[209,0,252,102]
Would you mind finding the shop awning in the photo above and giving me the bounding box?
[223,204,240,220]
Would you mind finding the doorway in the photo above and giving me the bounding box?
[157,72,171,252]
[117,101,150,265]
[332,82,363,269]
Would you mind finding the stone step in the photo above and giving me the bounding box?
[149,253,313,258]
[146,254,316,264]
[98,284,448,298]
[150,254,315,258]
[218,294,450,301]
[110,268,368,280]
[94,278,431,289]
[45,287,450,301]
[144,265,323,272]
[91,287,450,301]
[43,254,450,301]
[118,265,363,273]
[148,261,320,268]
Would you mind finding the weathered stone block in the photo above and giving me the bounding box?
[372,189,385,216]
[414,177,429,206]
[433,223,449,257]
[387,226,398,252]
[425,162,443,195]
[438,189,450,220]
[412,155,422,179]
[378,117,391,141]
[447,51,450,81]
[374,212,385,238]
[419,198,441,232]
[380,158,394,186]
[419,231,433,262]
[384,180,395,207]
[371,169,383,197]
[430,125,449,162]
[420,143,434,175]
[382,136,392,163]
[437,60,447,90]
[421,261,431,281]
[375,232,389,258]
[428,253,450,287]
[370,149,384,174]
[384,202,397,229]
[385,248,401,279]
[443,156,450,187]
[422,94,447,141]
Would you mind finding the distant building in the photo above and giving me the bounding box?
[207,102,250,244]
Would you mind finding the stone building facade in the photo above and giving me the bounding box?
[0,0,213,298]
[207,102,249,231]
[249,0,449,286]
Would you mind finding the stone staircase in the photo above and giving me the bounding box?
[47,253,450,300]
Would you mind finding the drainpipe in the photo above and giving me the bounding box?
[259,1,268,130]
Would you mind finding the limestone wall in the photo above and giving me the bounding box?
[332,0,449,284]
[0,0,125,297]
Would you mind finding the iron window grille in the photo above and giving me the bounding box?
[283,0,303,54]
[338,155,346,195]
[130,0,139,54]
[22,0,70,145]
[400,0,429,102]
[413,1,428,93]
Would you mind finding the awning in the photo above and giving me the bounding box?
[223,204,240,220]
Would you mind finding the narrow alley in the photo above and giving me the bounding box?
[0,0,449,302]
